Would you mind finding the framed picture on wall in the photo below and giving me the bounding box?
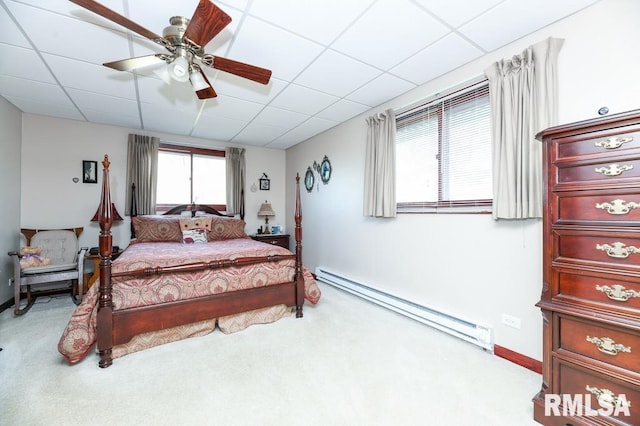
[259,173,270,190]
[83,160,98,184]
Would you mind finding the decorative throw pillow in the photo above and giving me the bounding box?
[132,215,183,242]
[207,216,248,241]
[181,228,208,244]
[179,217,211,244]
[178,217,212,231]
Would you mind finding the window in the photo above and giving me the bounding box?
[156,143,226,212]
[396,82,492,212]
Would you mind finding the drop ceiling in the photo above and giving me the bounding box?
[0,0,599,149]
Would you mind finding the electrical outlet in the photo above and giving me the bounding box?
[501,313,521,329]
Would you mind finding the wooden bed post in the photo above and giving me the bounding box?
[129,183,137,239]
[294,174,304,318]
[97,155,114,368]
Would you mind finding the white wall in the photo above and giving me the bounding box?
[0,97,22,304]
[286,0,640,361]
[19,114,286,254]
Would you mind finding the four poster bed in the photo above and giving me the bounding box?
[59,155,320,367]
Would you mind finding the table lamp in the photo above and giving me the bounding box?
[257,201,275,234]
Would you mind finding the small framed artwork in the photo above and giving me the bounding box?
[259,173,270,190]
[83,160,98,184]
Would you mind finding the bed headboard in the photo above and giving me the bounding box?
[128,184,245,239]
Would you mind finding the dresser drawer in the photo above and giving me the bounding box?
[556,156,640,189]
[554,190,640,225]
[554,128,640,161]
[555,360,638,424]
[557,271,640,313]
[554,228,640,272]
[558,315,640,373]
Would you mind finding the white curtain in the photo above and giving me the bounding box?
[125,134,159,215]
[225,147,245,217]
[485,37,564,220]
[364,109,397,218]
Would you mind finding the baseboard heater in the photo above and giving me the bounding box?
[315,267,493,352]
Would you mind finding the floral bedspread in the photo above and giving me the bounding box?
[58,239,321,364]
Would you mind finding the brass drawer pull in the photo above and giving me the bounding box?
[595,164,634,176]
[596,284,640,302]
[596,242,640,258]
[586,336,631,356]
[595,199,640,215]
[594,136,633,149]
[585,385,631,409]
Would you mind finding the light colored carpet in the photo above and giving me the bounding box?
[0,282,541,425]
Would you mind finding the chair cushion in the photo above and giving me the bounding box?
[22,263,77,275]
[30,230,78,265]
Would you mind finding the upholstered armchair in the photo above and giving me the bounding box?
[8,228,88,315]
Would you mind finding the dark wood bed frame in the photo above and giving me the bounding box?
[96,155,305,368]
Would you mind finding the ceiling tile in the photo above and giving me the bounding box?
[213,74,287,104]
[249,0,376,45]
[225,16,324,81]
[270,84,340,115]
[347,73,416,107]
[66,87,140,117]
[459,0,599,51]
[0,75,68,104]
[252,105,310,128]
[1,3,30,48]
[0,43,56,83]
[140,103,200,135]
[190,115,248,141]
[199,95,264,122]
[6,1,131,66]
[390,33,484,85]
[137,75,202,109]
[332,0,449,70]
[269,117,339,149]
[4,95,84,121]
[294,49,381,97]
[14,0,125,17]
[232,122,290,146]
[79,107,142,129]
[413,0,503,28]
[316,99,370,122]
[43,53,137,99]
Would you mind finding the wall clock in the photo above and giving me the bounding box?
[304,167,314,193]
[320,155,332,184]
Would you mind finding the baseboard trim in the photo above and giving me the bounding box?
[494,344,542,374]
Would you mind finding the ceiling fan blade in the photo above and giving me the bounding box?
[195,72,217,99]
[184,0,232,47]
[209,56,272,85]
[69,0,164,41]
[103,55,167,72]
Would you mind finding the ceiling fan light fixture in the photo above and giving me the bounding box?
[169,56,190,82]
[190,68,209,92]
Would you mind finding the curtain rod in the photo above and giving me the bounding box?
[395,75,487,119]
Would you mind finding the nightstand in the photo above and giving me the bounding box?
[251,234,290,249]
[83,250,123,292]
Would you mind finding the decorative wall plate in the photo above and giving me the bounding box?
[304,167,314,193]
[320,155,332,184]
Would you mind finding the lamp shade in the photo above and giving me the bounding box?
[257,201,275,217]
[190,68,209,92]
[91,203,124,222]
[169,56,190,82]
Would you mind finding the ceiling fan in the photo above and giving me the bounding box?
[69,0,272,99]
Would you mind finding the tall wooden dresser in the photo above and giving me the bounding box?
[534,110,640,425]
